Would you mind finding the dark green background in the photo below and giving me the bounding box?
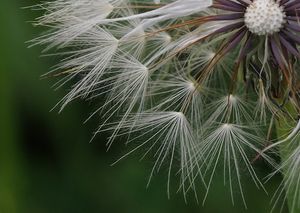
[0,1,288,212]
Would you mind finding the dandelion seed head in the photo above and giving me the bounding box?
[245,0,286,35]
[32,0,300,206]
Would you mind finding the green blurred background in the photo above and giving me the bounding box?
[0,1,288,212]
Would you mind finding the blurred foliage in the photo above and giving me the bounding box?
[0,0,288,212]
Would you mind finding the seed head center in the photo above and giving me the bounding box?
[244,0,286,35]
